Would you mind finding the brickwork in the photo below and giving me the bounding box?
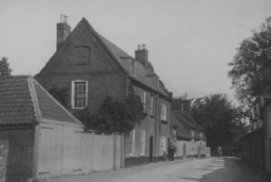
[0,126,35,182]
[0,140,8,182]
[36,19,128,113]
[36,18,172,167]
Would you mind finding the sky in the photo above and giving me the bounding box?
[0,0,271,102]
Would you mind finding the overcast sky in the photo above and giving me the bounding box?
[0,0,271,102]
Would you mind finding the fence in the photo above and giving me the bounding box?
[241,128,264,169]
[36,123,123,179]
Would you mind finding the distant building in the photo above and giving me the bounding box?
[171,98,206,158]
[35,17,172,166]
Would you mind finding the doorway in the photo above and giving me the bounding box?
[149,136,153,162]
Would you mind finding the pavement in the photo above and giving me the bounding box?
[43,157,265,182]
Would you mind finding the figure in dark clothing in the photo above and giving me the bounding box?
[168,143,176,161]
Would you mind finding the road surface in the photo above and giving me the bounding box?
[45,157,264,182]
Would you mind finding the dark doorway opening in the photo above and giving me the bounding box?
[149,136,153,162]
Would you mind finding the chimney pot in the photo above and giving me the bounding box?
[142,44,146,50]
[138,44,141,50]
[57,14,71,50]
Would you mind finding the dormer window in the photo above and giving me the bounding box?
[73,46,91,64]
[130,59,135,74]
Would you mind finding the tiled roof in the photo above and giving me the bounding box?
[172,111,205,140]
[0,76,82,125]
[171,113,191,140]
[32,80,81,124]
[0,76,36,125]
[82,19,171,98]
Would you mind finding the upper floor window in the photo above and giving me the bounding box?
[161,103,167,121]
[190,130,195,139]
[130,59,135,74]
[73,46,91,64]
[71,80,88,109]
[142,91,147,112]
[150,95,154,115]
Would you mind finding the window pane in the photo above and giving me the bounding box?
[72,81,88,109]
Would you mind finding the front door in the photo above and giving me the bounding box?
[149,136,153,162]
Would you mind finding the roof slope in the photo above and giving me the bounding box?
[172,110,205,140]
[0,76,82,125]
[171,113,191,140]
[81,18,171,98]
[0,76,36,125]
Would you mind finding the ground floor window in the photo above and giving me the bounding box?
[129,129,135,156]
[160,136,167,155]
[140,129,146,155]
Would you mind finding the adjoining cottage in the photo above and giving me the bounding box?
[171,98,206,158]
[0,76,83,181]
[35,17,172,166]
[0,76,123,182]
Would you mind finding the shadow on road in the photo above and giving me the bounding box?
[179,157,264,182]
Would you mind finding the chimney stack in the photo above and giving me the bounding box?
[135,44,148,66]
[57,14,71,50]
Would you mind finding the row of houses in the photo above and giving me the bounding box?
[0,17,207,182]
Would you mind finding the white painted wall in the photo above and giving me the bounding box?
[36,122,122,179]
[175,140,207,158]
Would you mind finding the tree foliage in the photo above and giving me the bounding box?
[191,94,240,148]
[49,85,69,109]
[73,94,144,134]
[0,57,12,76]
[228,17,271,106]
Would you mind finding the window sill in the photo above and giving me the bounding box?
[72,107,87,110]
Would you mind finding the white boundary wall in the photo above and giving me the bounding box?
[36,123,122,179]
[174,140,207,158]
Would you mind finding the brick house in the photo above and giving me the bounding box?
[0,76,84,182]
[35,17,172,166]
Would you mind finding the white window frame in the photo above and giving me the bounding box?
[150,95,154,115]
[130,59,135,74]
[142,91,147,112]
[71,80,88,109]
[161,103,167,121]
[160,136,167,155]
[140,129,146,156]
[129,129,136,156]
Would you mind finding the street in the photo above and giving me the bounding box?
[45,157,264,182]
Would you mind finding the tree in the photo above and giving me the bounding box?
[49,85,69,109]
[0,57,12,76]
[191,94,240,149]
[228,17,271,107]
[73,94,144,134]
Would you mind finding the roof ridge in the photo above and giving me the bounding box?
[27,76,42,123]
[79,18,128,75]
